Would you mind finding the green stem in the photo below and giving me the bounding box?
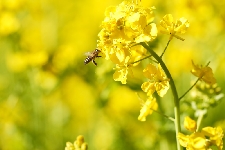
[151,108,175,122]
[140,42,182,150]
[179,78,200,101]
[160,40,171,58]
[179,61,210,101]
[129,55,152,66]
[196,110,206,132]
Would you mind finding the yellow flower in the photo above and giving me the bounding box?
[110,38,131,64]
[98,1,157,67]
[178,117,224,150]
[134,23,157,43]
[191,61,216,85]
[138,96,158,121]
[109,42,146,84]
[113,56,130,84]
[201,127,224,150]
[97,1,158,84]
[113,47,144,84]
[160,14,189,41]
[141,63,169,97]
[184,116,197,132]
[178,132,206,150]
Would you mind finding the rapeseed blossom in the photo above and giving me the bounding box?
[178,132,206,150]
[97,1,157,84]
[160,14,189,41]
[202,126,224,150]
[178,117,224,150]
[141,63,170,97]
[138,96,158,121]
[191,61,216,85]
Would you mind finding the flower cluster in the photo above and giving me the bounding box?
[178,117,224,150]
[97,1,157,84]
[65,135,88,150]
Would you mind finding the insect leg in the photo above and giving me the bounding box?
[92,60,97,66]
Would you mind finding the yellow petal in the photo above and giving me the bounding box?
[113,66,128,84]
[189,132,206,149]
[191,61,216,85]
[184,116,197,132]
[141,82,156,96]
[177,132,189,147]
[143,63,158,79]
[160,14,174,30]
[155,81,169,97]
[138,97,158,121]
[201,67,216,85]
[174,17,190,34]
[149,23,158,37]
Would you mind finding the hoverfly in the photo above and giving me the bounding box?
[84,49,101,66]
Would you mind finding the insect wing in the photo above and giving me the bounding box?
[84,51,93,56]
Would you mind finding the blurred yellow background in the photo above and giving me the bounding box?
[0,0,224,149]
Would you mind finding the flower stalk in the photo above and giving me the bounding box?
[128,55,152,66]
[179,78,200,101]
[160,40,171,58]
[140,42,182,150]
[196,110,206,132]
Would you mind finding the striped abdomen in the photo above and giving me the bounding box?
[84,56,92,65]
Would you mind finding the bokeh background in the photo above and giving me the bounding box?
[0,0,225,149]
